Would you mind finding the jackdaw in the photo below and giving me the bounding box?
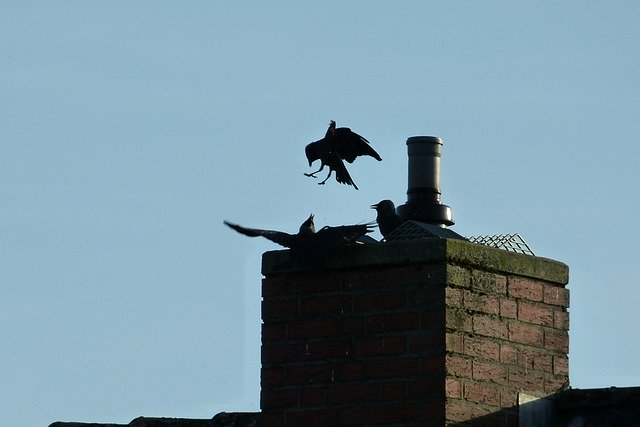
[304,120,382,190]
[224,214,374,265]
[371,200,404,238]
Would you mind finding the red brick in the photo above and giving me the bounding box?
[365,402,422,424]
[355,335,406,357]
[339,316,366,335]
[446,332,464,353]
[367,357,421,379]
[407,376,444,399]
[354,290,405,312]
[463,336,500,361]
[553,355,569,375]
[287,273,341,294]
[508,277,543,301]
[261,387,296,409]
[543,285,569,307]
[421,263,447,283]
[518,302,553,326]
[262,343,300,363]
[260,412,284,426]
[300,294,350,316]
[288,318,337,340]
[463,290,499,315]
[380,381,407,401]
[473,315,508,340]
[501,387,519,407]
[302,339,351,361]
[554,310,570,330]
[408,329,445,354]
[472,270,507,295]
[446,399,492,422]
[262,277,287,297]
[545,329,569,353]
[464,382,501,405]
[262,322,286,342]
[364,265,423,288]
[508,367,544,392]
[446,308,473,333]
[517,348,552,372]
[262,298,297,320]
[366,312,420,333]
[446,378,462,398]
[508,322,544,347]
[544,373,569,394]
[408,286,444,310]
[500,298,518,319]
[423,355,446,375]
[287,363,334,384]
[299,386,326,407]
[287,408,339,426]
[326,383,379,404]
[472,361,507,385]
[446,287,463,306]
[500,344,518,365]
[421,308,446,329]
[446,355,472,378]
[338,361,364,381]
[261,367,285,387]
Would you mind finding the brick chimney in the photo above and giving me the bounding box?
[260,238,569,426]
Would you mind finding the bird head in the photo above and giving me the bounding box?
[371,200,396,214]
[305,143,317,166]
[299,214,315,234]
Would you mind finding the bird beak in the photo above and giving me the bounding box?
[370,203,378,209]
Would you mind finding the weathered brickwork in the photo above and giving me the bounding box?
[261,262,448,426]
[444,267,569,425]
[261,239,569,426]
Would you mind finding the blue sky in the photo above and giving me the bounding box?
[2,2,640,426]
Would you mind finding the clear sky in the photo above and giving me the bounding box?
[2,2,639,426]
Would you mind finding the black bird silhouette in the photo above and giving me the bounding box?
[224,214,374,264]
[304,120,382,190]
[371,200,405,238]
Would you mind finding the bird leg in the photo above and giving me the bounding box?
[304,164,324,178]
[318,170,333,185]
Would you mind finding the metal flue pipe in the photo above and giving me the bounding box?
[396,136,454,227]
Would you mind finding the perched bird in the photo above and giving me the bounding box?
[224,214,375,265]
[371,200,404,238]
[304,120,382,190]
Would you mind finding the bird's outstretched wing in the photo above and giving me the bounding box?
[336,128,382,163]
[224,221,296,248]
[315,223,375,248]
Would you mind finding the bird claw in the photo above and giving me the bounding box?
[304,173,317,178]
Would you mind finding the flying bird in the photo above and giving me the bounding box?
[224,214,375,265]
[304,120,382,190]
[371,200,405,238]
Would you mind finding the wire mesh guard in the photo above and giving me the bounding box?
[383,221,535,256]
[466,233,535,256]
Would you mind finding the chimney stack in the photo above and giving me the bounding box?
[259,135,569,426]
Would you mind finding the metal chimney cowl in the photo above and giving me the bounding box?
[396,136,454,227]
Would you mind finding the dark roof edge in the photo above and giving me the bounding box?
[49,413,260,427]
